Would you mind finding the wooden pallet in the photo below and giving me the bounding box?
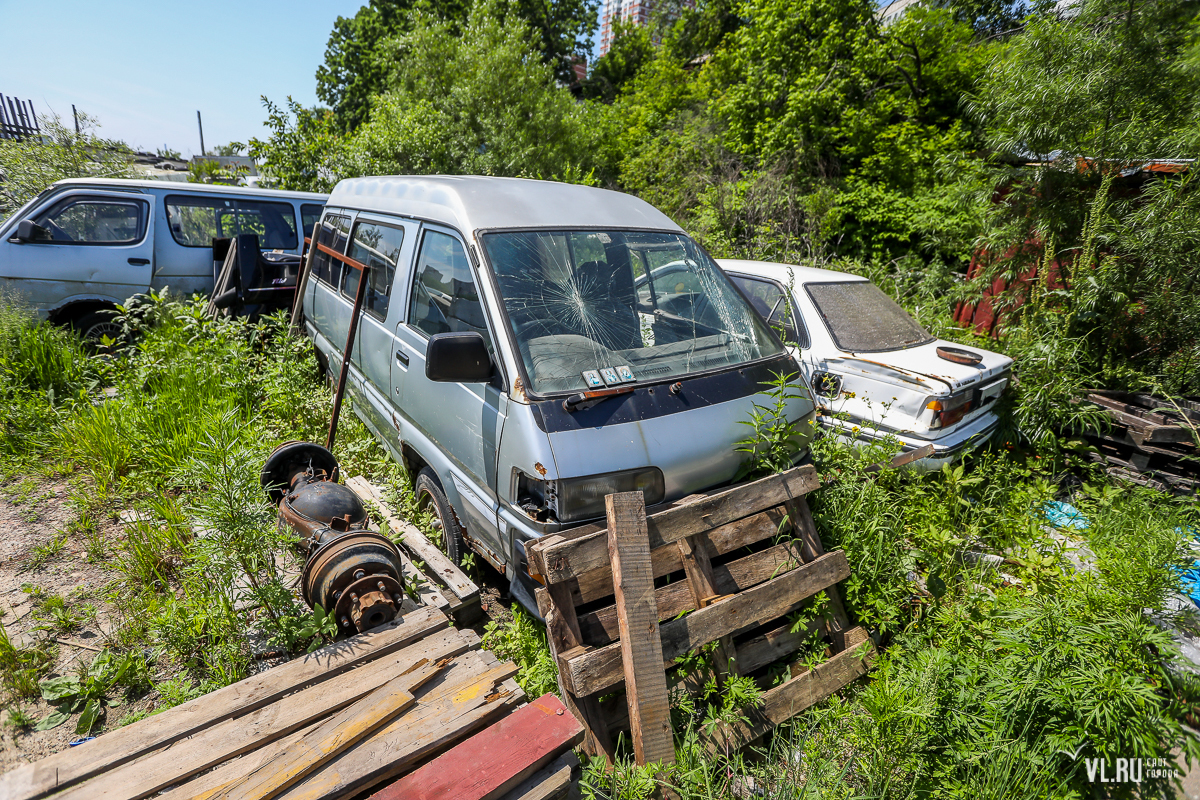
[346,476,483,624]
[526,465,875,765]
[1082,391,1198,495]
[1,606,530,800]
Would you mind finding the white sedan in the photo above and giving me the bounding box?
[718,259,1013,471]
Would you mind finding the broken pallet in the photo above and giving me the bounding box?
[526,465,875,765]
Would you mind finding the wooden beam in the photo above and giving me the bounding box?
[577,539,806,646]
[676,536,737,679]
[789,496,851,650]
[0,606,448,800]
[535,587,614,761]
[700,628,873,755]
[367,694,584,800]
[346,477,481,614]
[498,751,578,800]
[561,551,849,697]
[570,507,788,606]
[528,465,820,585]
[205,662,437,800]
[607,492,675,767]
[54,629,473,800]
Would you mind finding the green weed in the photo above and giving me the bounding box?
[25,531,67,570]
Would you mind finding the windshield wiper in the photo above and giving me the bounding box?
[562,385,635,413]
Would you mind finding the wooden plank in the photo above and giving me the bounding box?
[536,587,614,761]
[562,551,849,697]
[0,606,448,800]
[154,649,505,800]
[55,628,474,800]
[578,540,806,646]
[570,508,788,606]
[789,496,851,650]
[276,662,522,800]
[498,751,579,800]
[529,465,819,585]
[607,492,675,767]
[347,477,481,610]
[676,536,737,678]
[368,693,584,800]
[206,664,433,800]
[700,628,873,755]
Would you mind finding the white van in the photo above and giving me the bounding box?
[0,178,327,338]
[301,176,816,612]
[719,260,1013,471]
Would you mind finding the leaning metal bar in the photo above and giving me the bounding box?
[289,236,316,335]
[326,257,369,452]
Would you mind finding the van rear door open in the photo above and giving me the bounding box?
[2,190,153,312]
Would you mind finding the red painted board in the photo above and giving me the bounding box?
[368,693,583,800]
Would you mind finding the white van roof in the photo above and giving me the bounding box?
[327,176,685,234]
[717,259,869,285]
[49,178,328,201]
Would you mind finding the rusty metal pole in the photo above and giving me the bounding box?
[327,265,369,452]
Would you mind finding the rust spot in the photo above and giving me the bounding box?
[534,462,547,477]
[511,378,528,402]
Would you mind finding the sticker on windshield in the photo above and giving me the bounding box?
[616,365,635,382]
[582,370,604,389]
[600,367,621,386]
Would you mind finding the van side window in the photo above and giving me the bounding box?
[729,275,808,349]
[165,195,299,250]
[408,230,492,349]
[301,204,324,240]
[344,220,403,321]
[32,198,146,245]
[311,214,350,286]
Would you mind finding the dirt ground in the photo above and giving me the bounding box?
[0,472,156,772]
[0,470,518,774]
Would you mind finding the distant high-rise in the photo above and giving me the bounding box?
[598,0,694,57]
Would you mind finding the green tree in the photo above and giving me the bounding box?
[0,112,134,215]
[345,0,612,180]
[582,16,655,103]
[248,98,347,192]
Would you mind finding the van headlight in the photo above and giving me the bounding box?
[547,468,665,523]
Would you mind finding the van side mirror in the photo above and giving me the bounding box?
[14,219,51,242]
[426,332,493,383]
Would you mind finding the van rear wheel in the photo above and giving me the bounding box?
[414,468,466,567]
[72,310,124,345]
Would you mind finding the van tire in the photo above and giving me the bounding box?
[71,309,124,345]
[414,468,466,567]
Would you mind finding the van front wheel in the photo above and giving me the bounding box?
[72,309,124,345]
[414,468,466,567]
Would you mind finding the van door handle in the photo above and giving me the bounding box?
[128,258,150,266]
[395,350,409,366]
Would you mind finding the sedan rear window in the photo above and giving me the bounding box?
[805,281,934,352]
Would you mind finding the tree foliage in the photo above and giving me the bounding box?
[0,112,134,215]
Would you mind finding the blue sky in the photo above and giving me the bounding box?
[1,0,364,157]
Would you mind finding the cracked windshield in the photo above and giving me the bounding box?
[482,230,782,396]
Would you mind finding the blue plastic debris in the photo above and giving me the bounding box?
[68,737,95,747]
[1042,501,1089,530]
[1174,527,1200,607]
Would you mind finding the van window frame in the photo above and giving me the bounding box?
[163,193,300,250]
[28,194,149,247]
[341,216,406,323]
[311,210,355,288]
[404,224,496,349]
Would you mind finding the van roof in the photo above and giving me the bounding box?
[49,178,329,201]
[328,176,685,234]
[717,259,869,285]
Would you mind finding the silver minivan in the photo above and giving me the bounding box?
[301,176,816,611]
[0,178,327,338]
